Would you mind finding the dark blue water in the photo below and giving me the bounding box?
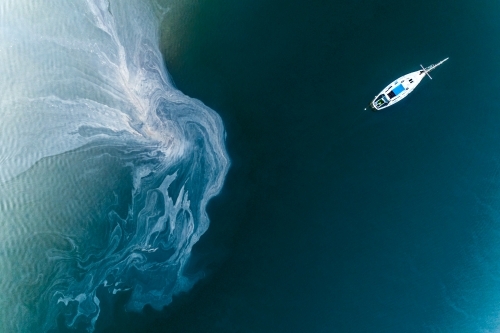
[124,0,500,332]
[2,0,500,332]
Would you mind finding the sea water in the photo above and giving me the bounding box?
[145,0,500,332]
[0,0,229,332]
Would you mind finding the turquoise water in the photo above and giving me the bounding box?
[2,0,500,332]
[0,1,228,332]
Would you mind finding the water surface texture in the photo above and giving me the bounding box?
[0,1,229,332]
[3,0,500,332]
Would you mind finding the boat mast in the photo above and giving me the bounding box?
[419,57,449,80]
[420,64,433,79]
[424,57,449,73]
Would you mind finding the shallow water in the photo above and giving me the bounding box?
[0,1,228,332]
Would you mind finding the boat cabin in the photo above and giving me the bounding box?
[387,84,405,99]
[373,94,389,108]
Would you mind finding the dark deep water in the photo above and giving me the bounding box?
[99,0,500,332]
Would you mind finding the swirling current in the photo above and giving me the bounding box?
[0,0,229,332]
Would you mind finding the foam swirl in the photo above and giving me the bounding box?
[0,0,229,331]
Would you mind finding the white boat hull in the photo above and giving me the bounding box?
[370,70,426,110]
[370,58,448,111]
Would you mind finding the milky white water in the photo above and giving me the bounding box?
[0,0,229,331]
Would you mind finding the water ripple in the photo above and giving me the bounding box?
[0,0,229,332]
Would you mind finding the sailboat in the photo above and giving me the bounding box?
[370,58,449,111]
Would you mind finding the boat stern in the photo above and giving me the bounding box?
[370,94,389,111]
